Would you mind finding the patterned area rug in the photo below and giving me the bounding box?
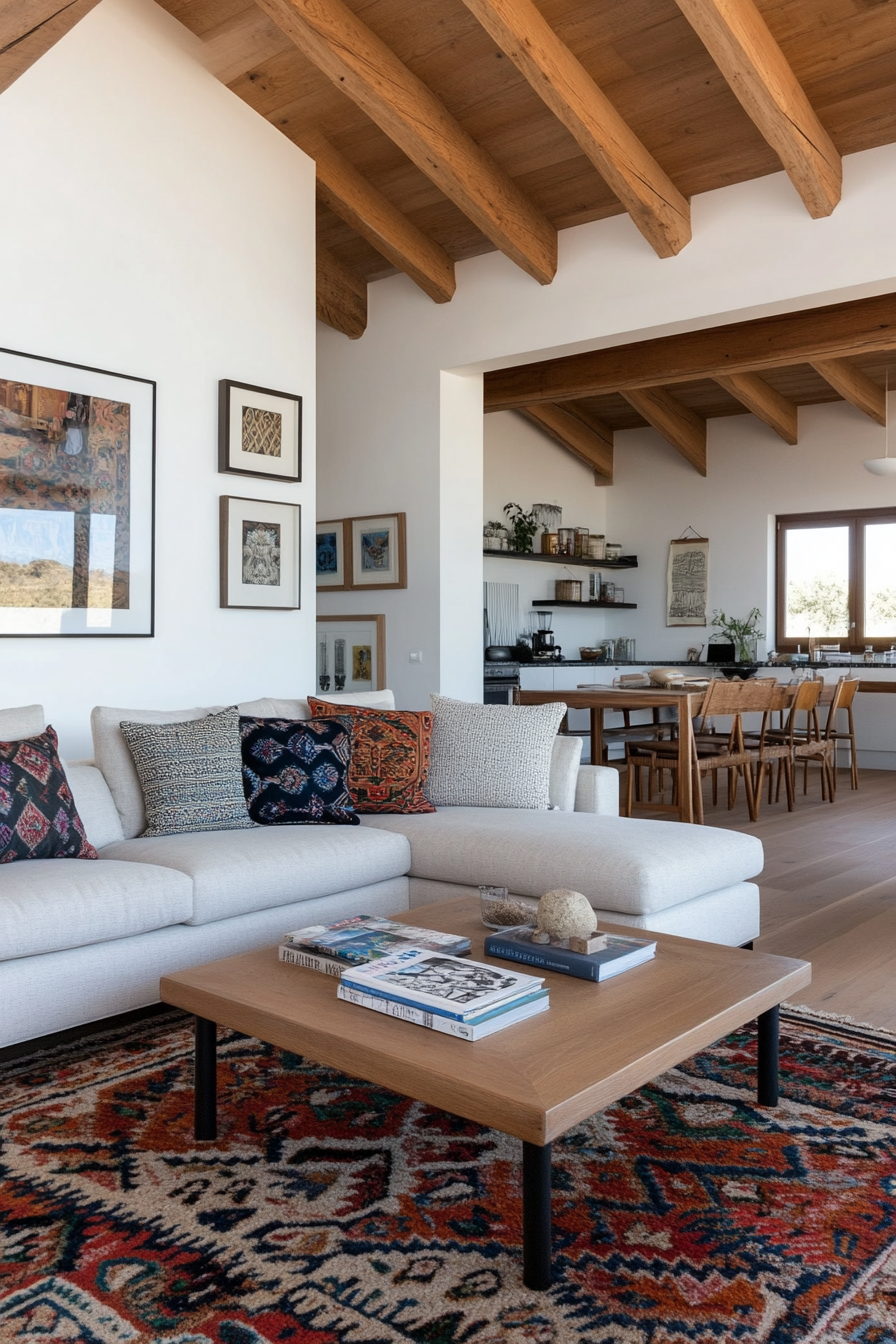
[2,1005,896,1343]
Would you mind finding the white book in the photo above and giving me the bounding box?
[340,947,543,1021]
[337,983,550,1039]
[278,944,344,977]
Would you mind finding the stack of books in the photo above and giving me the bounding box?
[484,925,656,981]
[279,914,471,977]
[337,947,549,1040]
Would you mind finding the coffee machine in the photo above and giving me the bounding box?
[532,611,561,660]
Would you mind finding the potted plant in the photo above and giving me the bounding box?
[711,608,764,663]
[503,503,539,554]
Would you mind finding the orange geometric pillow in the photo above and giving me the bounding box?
[307,699,435,814]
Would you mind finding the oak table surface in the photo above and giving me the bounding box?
[160,896,811,1146]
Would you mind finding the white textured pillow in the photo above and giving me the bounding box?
[427,695,567,809]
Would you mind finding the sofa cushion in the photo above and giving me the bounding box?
[239,717,358,825]
[360,809,763,916]
[549,735,583,811]
[308,699,435,814]
[238,691,396,720]
[0,705,45,741]
[426,696,567,809]
[100,824,411,924]
[0,858,193,958]
[64,763,126,849]
[0,728,97,863]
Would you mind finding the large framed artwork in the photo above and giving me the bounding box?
[350,513,407,590]
[220,496,301,609]
[316,519,350,590]
[0,347,155,637]
[218,380,302,482]
[316,614,385,694]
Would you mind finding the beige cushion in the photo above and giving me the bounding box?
[238,691,396,719]
[0,858,193,959]
[360,809,763,916]
[100,823,411,925]
[64,763,125,848]
[0,704,45,741]
[427,696,567,809]
[549,735,583,811]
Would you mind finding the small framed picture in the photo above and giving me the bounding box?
[316,519,350,590]
[218,380,302,481]
[317,614,385,692]
[220,496,300,609]
[350,513,406,590]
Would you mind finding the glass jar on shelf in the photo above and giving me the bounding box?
[557,527,575,556]
[574,527,590,556]
[605,542,623,561]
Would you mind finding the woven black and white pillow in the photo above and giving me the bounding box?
[120,708,253,837]
[425,695,567,809]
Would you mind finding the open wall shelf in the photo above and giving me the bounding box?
[483,550,637,569]
[532,600,638,609]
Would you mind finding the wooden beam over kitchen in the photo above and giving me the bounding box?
[484,294,896,411]
[810,359,887,426]
[621,387,707,475]
[256,0,557,285]
[461,0,690,259]
[673,0,841,218]
[0,0,100,94]
[519,403,614,483]
[317,245,367,339]
[715,372,799,444]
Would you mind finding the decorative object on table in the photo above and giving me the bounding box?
[588,535,606,559]
[687,644,704,662]
[531,888,600,948]
[712,606,764,661]
[667,529,709,626]
[220,496,300,609]
[426,694,567,809]
[316,615,385,691]
[308,698,435,814]
[478,886,539,929]
[557,527,576,556]
[555,578,582,601]
[350,512,407,589]
[574,527,590,556]
[605,542,623,561]
[502,502,539,553]
[218,379,301,481]
[0,346,155,637]
[239,716,358,826]
[316,519,349,589]
[485,925,656,982]
[0,727,97,862]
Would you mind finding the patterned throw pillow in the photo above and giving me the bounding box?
[308,698,435,814]
[120,708,253,837]
[0,727,97,862]
[239,717,359,825]
[425,695,567,809]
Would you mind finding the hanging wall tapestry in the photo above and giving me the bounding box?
[667,534,708,626]
[0,348,155,637]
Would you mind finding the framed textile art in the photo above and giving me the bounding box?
[218,380,302,482]
[0,347,155,637]
[316,614,385,694]
[220,496,301,609]
[667,536,709,626]
[316,519,349,590]
[350,513,406,590]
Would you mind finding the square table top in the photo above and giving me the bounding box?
[160,896,811,1145]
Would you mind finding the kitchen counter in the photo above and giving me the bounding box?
[493,659,896,670]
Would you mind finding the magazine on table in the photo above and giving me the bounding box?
[282,914,471,965]
[485,926,656,982]
[340,947,544,1021]
[337,983,550,1040]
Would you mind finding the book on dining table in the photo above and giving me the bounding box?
[484,926,656,982]
[279,914,471,977]
[339,947,545,1021]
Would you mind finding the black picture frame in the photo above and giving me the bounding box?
[218,379,302,482]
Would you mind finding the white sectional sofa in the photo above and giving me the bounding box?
[0,696,763,1050]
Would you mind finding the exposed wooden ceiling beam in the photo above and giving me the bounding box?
[519,403,614,482]
[0,0,100,94]
[317,245,367,339]
[810,359,887,426]
[298,130,455,304]
[484,294,896,411]
[621,388,707,475]
[460,0,690,259]
[715,372,798,444]
[672,0,841,219]
[256,0,557,284]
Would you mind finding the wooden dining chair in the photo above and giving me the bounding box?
[745,679,822,807]
[819,676,861,792]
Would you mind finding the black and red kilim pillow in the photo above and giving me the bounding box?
[0,727,97,863]
[308,699,435,814]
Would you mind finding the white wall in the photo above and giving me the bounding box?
[0,0,317,758]
[317,142,896,708]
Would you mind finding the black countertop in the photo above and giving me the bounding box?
[487,658,896,670]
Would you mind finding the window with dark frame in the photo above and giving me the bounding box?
[776,507,896,653]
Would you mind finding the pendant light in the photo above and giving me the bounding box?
[863,369,896,475]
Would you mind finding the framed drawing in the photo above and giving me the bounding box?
[350,512,406,590]
[667,536,709,626]
[0,347,155,637]
[316,614,385,694]
[316,519,350,590]
[220,496,300,609]
[218,379,301,482]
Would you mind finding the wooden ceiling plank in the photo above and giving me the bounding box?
[715,371,798,443]
[810,358,887,426]
[317,244,367,339]
[672,0,841,218]
[0,0,100,94]
[620,387,707,475]
[519,403,614,482]
[460,0,690,259]
[199,9,292,85]
[255,0,557,284]
[484,293,896,411]
[299,130,455,303]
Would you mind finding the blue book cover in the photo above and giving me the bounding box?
[485,927,656,982]
[283,915,471,963]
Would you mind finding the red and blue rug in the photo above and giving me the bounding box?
[1,1004,896,1342]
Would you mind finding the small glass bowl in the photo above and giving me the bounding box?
[478,886,539,930]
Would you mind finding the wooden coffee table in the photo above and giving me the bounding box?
[160,896,811,1290]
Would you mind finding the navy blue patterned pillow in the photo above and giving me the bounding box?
[0,727,98,862]
[239,717,359,826]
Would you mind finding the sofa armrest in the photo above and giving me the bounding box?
[574,765,620,816]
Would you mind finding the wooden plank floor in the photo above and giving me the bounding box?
[629,765,896,1029]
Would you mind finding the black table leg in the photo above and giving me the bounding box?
[522,1140,552,1290]
[757,1005,779,1107]
[195,1015,217,1140]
